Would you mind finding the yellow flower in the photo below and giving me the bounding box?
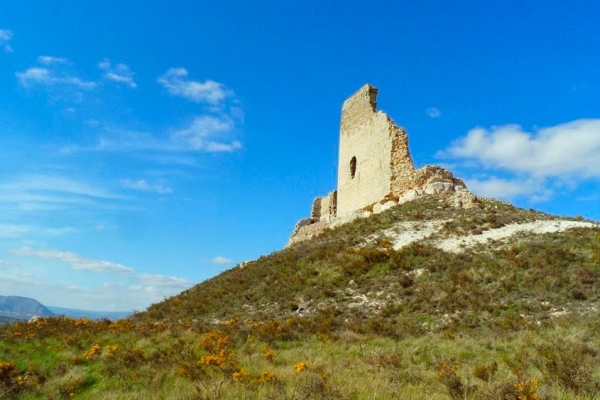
[84,343,102,360]
[199,354,221,366]
[16,375,29,386]
[294,361,309,373]
[232,367,251,383]
[258,371,275,383]
[514,378,540,400]
[105,344,119,357]
[263,346,275,361]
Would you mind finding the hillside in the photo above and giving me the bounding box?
[140,195,599,331]
[0,295,54,320]
[0,194,599,399]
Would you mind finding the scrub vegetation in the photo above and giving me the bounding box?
[1,196,599,399]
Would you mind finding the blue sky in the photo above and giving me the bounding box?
[1,1,599,311]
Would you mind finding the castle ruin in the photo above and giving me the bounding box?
[288,84,478,245]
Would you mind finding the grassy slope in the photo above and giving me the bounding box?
[141,196,599,332]
[1,195,600,399]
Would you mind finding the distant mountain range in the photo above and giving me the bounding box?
[0,295,54,320]
[0,295,132,322]
[47,306,132,320]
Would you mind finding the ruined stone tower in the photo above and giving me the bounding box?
[288,84,477,246]
[337,84,414,216]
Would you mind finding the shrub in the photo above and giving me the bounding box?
[570,287,587,300]
[538,340,598,394]
[473,361,498,382]
[437,360,466,400]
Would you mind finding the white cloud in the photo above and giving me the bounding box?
[0,174,126,215]
[148,154,199,167]
[1,236,195,309]
[16,67,96,89]
[0,30,12,41]
[98,58,137,88]
[37,55,68,65]
[0,224,31,238]
[443,119,600,178]
[439,119,600,202]
[121,179,172,195]
[0,272,191,311]
[91,130,161,152]
[157,68,233,104]
[10,247,192,291]
[426,107,441,118]
[171,115,242,152]
[45,227,79,236]
[212,256,232,265]
[10,247,135,274]
[76,116,242,154]
[0,224,76,238]
[0,29,13,52]
[0,174,121,200]
[136,273,192,292]
[464,177,552,202]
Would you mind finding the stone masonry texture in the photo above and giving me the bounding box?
[288,84,478,246]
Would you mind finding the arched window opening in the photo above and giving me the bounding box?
[350,156,357,179]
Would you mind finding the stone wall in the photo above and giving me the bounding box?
[336,84,406,216]
[287,84,479,246]
[310,191,337,222]
[320,191,337,222]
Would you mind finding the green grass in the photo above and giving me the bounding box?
[2,318,600,399]
[0,195,599,399]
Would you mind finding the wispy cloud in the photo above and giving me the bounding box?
[121,179,172,195]
[69,115,242,155]
[16,55,96,89]
[171,115,241,152]
[426,107,441,118]
[10,247,135,274]
[1,174,121,199]
[0,29,13,52]
[212,256,232,265]
[37,55,68,65]
[16,67,96,89]
[0,224,31,238]
[4,248,194,310]
[98,58,137,88]
[135,273,192,292]
[157,68,233,104]
[90,130,161,152]
[51,66,243,157]
[0,174,125,213]
[0,224,77,238]
[439,119,600,202]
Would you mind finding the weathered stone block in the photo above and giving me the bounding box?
[373,200,397,214]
